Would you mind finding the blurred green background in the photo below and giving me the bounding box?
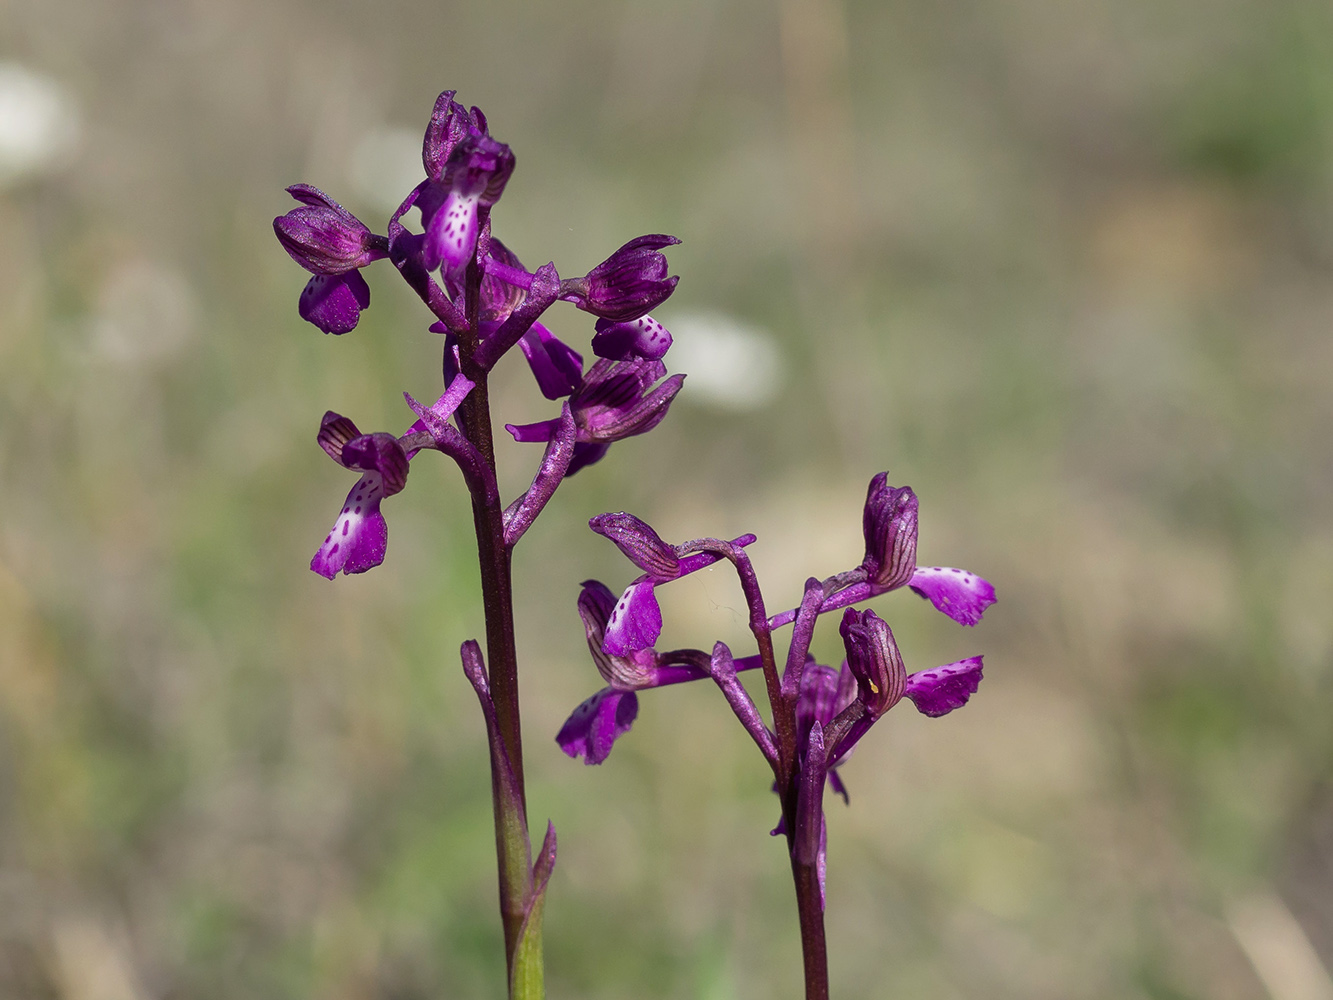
[4,0,1333,997]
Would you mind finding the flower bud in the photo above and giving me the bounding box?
[589,512,680,580]
[839,608,907,718]
[562,235,680,321]
[274,185,387,275]
[860,474,918,590]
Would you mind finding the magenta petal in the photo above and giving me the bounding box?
[505,418,563,444]
[905,656,984,717]
[298,271,371,335]
[555,688,640,765]
[602,580,662,657]
[518,322,584,400]
[908,566,996,626]
[310,475,388,578]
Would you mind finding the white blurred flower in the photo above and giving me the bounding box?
[0,62,80,187]
[663,310,784,411]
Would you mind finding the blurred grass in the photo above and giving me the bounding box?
[3,0,1333,997]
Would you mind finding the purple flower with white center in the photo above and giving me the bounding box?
[556,581,706,765]
[823,608,984,767]
[273,185,389,335]
[505,359,685,475]
[310,377,472,579]
[310,415,409,579]
[559,234,680,322]
[421,133,515,272]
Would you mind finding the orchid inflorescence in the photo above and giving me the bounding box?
[559,476,995,922]
[274,89,995,1000]
[275,90,686,998]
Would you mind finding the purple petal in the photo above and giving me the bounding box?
[518,322,584,400]
[310,474,388,578]
[905,656,984,717]
[298,271,371,335]
[602,580,662,657]
[565,441,610,476]
[341,433,410,496]
[828,769,850,805]
[505,418,563,444]
[555,688,639,765]
[591,315,673,361]
[316,411,361,465]
[908,566,997,626]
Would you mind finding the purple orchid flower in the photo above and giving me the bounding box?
[420,131,515,273]
[768,473,997,630]
[311,377,473,579]
[273,185,389,335]
[505,359,685,475]
[559,234,680,322]
[556,581,707,765]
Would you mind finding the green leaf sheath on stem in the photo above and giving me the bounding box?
[461,640,536,981]
[511,822,558,1000]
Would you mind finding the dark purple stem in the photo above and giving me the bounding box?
[791,858,830,1000]
[413,213,530,975]
[677,539,831,999]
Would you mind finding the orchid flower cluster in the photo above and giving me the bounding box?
[274,89,996,1000]
[559,476,995,996]
[274,91,684,998]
